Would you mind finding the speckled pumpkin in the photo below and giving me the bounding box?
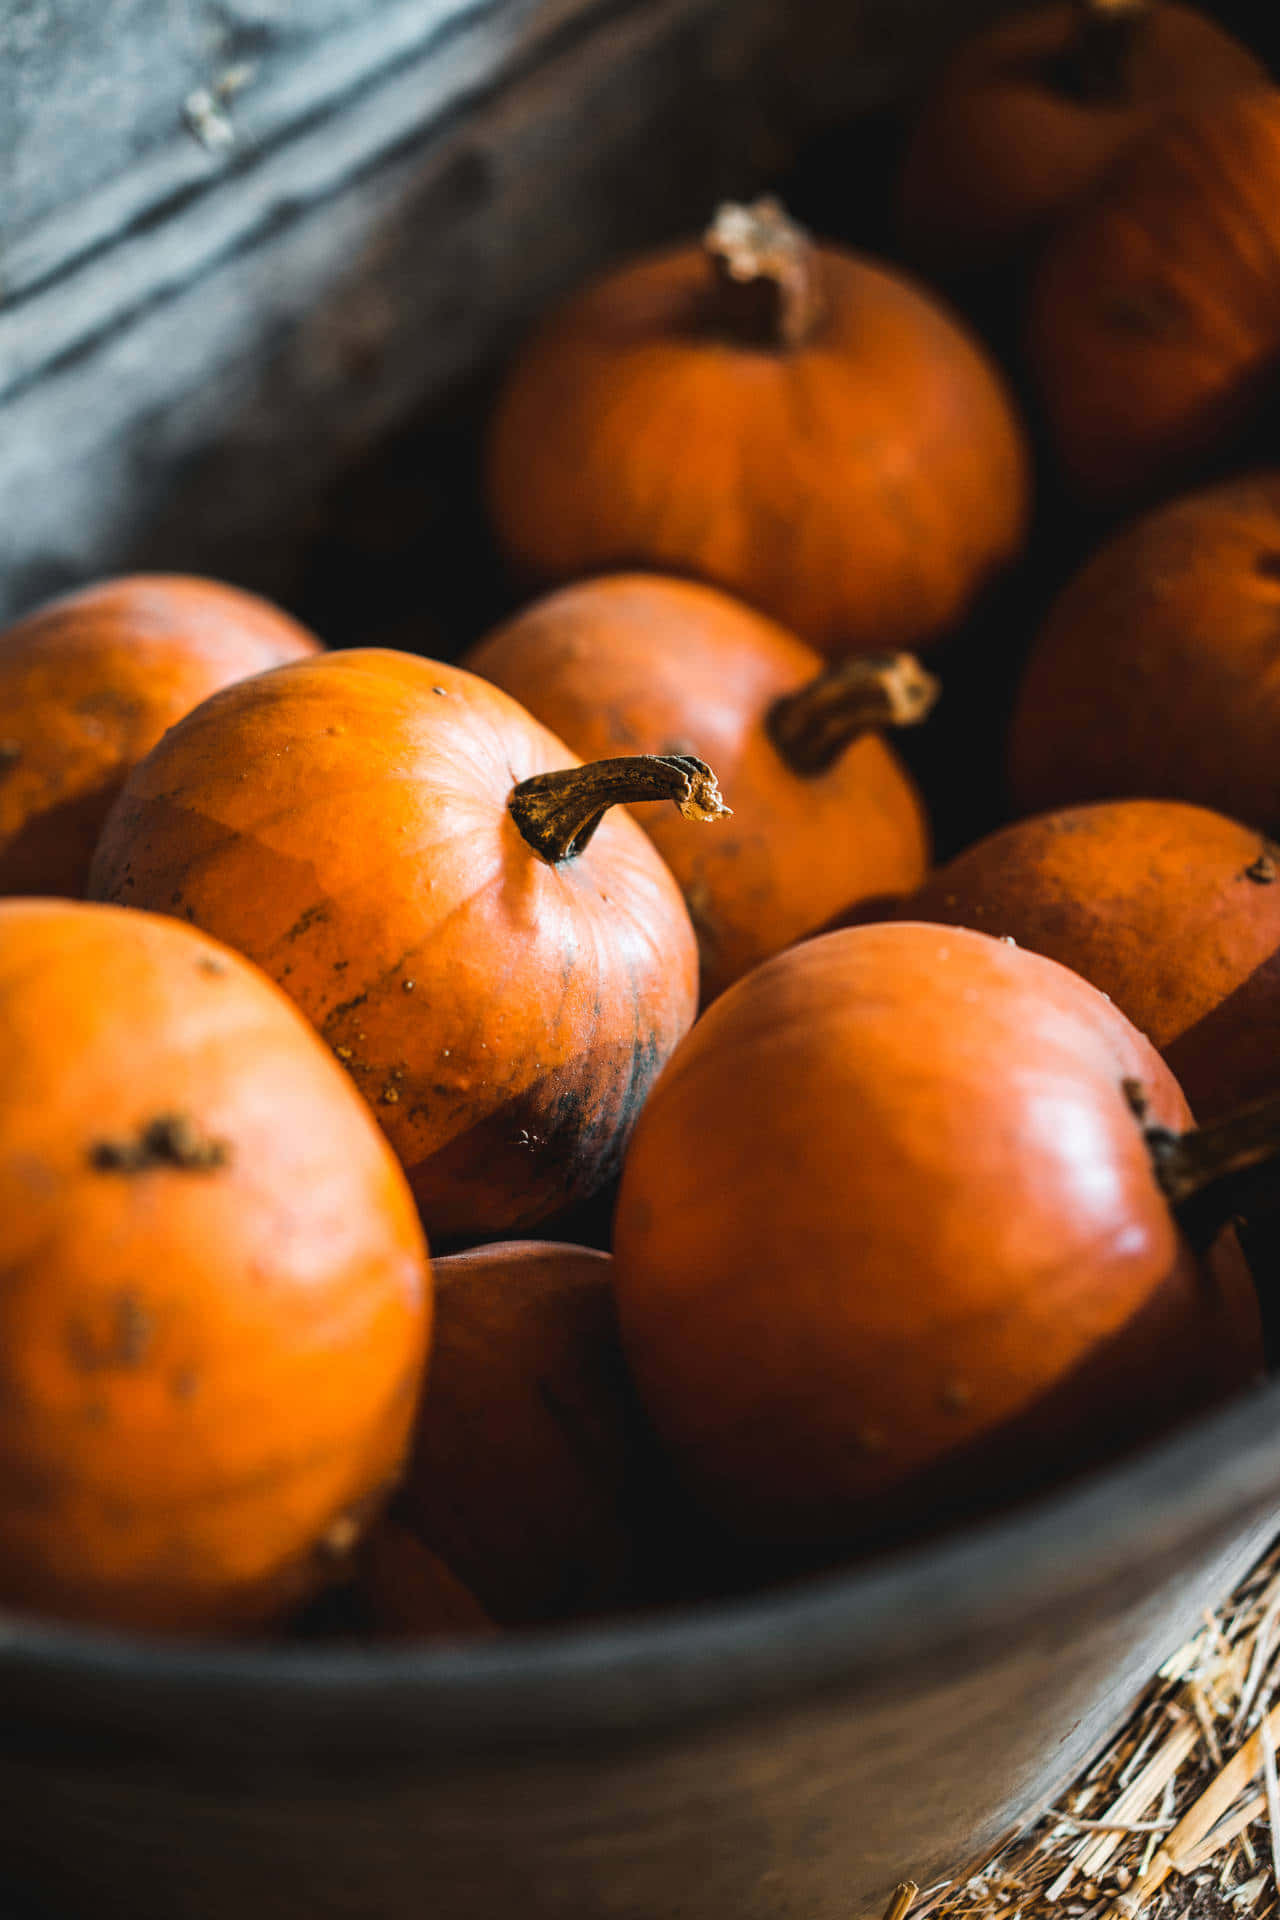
[0,575,319,900]
[612,923,1263,1547]
[0,899,430,1635]
[89,650,720,1240]
[487,198,1030,659]
[464,575,934,1002]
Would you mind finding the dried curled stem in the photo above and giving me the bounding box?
[703,197,825,349]
[767,654,940,777]
[509,754,731,865]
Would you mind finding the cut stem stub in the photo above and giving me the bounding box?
[767,653,940,777]
[510,754,731,865]
[1128,1083,1280,1252]
[703,197,825,349]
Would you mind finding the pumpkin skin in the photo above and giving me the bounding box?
[361,1521,496,1639]
[88,650,701,1241]
[1028,89,1280,507]
[486,206,1030,659]
[842,801,1280,1122]
[0,899,430,1636]
[0,575,319,900]
[464,575,932,1002]
[390,1241,642,1626]
[1010,473,1280,830]
[612,923,1263,1547]
[898,2,1265,281]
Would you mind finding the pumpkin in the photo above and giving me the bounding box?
[612,923,1264,1547]
[486,197,1031,659]
[387,1241,643,1625]
[88,649,725,1240]
[898,0,1265,282]
[361,1521,496,1639]
[834,800,1280,1122]
[463,575,935,1002]
[1028,88,1280,507]
[1009,473,1280,829]
[0,575,319,900]
[0,899,430,1635]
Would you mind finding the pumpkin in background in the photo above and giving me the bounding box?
[0,575,319,900]
[89,650,725,1241]
[464,576,935,1002]
[830,800,1280,1121]
[361,1522,496,1639]
[1010,473,1280,829]
[612,923,1264,1548]
[486,198,1030,659]
[387,1242,643,1627]
[1028,89,1280,507]
[898,0,1265,282]
[0,900,430,1636]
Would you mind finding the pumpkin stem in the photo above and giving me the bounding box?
[1061,0,1149,103]
[703,198,825,349]
[767,654,940,778]
[1127,1081,1280,1253]
[509,754,732,864]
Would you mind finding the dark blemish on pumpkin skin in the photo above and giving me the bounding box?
[1099,288,1186,339]
[196,954,228,976]
[283,901,330,944]
[1121,1077,1150,1123]
[940,1379,972,1414]
[67,1291,155,1372]
[172,1369,199,1403]
[90,1114,230,1174]
[1245,849,1278,884]
[326,990,369,1024]
[1256,553,1280,582]
[0,739,22,772]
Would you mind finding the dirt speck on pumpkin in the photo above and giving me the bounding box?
[90,1114,230,1174]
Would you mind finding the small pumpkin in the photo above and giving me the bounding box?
[0,899,430,1635]
[464,575,935,1002]
[388,1241,643,1626]
[89,650,726,1240]
[1009,472,1280,829]
[898,0,1265,282]
[833,800,1280,1121]
[612,923,1264,1547]
[1028,87,1280,507]
[0,575,319,900]
[486,197,1030,659]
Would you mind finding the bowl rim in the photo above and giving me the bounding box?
[3,1375,1280,1774]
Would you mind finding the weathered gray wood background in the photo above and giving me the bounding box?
[0,0,1028,631]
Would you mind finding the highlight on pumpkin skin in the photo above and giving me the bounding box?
[486,194,1030,657]
[87,648,706,1241]
[464,574,936,1003]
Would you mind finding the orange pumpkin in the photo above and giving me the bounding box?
[1028,88,1280,506]
[838,800,1280,1121]
[898,0,1264,281]
[464,575,935,1002]
[1009,473,1280,828]
[486,198,1030,658]
[388,1241,643,1625]
[0,575,319,900]
[0,899,430,1635]
[612,923,1263,1547]
[89,650,724,1240]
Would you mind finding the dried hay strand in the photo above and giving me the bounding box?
[899,1540,1280,1920]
